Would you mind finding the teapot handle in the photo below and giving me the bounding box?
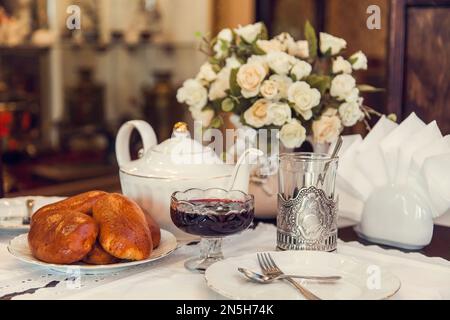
[115,120,157,167]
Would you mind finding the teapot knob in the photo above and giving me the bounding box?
[172,122,190,138]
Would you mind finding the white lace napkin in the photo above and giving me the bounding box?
[1,224,449,300]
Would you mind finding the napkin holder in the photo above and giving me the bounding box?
[357,184,434,250]
[335,113,450,250]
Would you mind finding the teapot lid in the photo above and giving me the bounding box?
[120,122,228,179]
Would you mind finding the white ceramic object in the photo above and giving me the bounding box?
[116,121,258,239]
[358,185,434,249]
[0,196,65,231]
[205,251,401,300]
[7,230,177,274]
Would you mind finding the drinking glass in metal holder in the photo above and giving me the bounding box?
[277,153,338,252]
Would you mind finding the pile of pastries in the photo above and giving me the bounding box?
[28,191,160,265]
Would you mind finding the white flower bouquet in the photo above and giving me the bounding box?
[177,21,389,149]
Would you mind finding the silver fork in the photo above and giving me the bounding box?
[257,252,321,300]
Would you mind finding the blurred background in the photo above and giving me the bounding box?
[0,0,448,196]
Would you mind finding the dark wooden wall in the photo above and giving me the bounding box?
[387,0,450,134]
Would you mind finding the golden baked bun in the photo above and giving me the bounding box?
[82,242,119,265]
[143,209,161,249]
[32,190,107,220]
[93,193,152,260]
[28,210,98,264]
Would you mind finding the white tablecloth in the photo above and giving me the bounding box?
[0,223,449,300]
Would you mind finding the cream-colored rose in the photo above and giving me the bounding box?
[267,51,294,75]
[243,99,270,128]
[234,22,263,43]
[176,79,208,109]
[208,67,231,100]
[269,74,293,99]
[330,74,356,100]
[260,80,279,100]
[190,107,214,127]
[279,119,306,149]
[291,60,312,80]
[350,50,368,70]
[312,108,342,144]
[196,62,217,82]
[332,56,352,74]
[319,32,347,55]
[338,101,364,127]
[268,102,292,126]
[287,81,321,120]
[256,39,283,53]
[344,87,362,104]
[236,62,267,98]
[288,40,309,58]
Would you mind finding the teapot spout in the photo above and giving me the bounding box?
[227,148,264,191]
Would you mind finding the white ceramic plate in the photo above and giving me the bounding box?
[7,229,177,274]
[0,196,66,231]
[205,251,401,300]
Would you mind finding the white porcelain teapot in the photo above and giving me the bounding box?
[115,120,259,239]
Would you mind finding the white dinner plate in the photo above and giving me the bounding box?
[7,229,177,274]
[205,251,401,300]
[0,196,66,231]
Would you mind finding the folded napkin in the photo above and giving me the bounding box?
[380,113,425,183]
[355,116,398,187]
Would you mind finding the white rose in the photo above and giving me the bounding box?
[332,56,352,74]
[256,39,284,53]
[269,74,293,99]
[176,79,208,109]
[267,51,294,75]
[260,79,279,100]
[234,22,263,43]
[312,108,342,144]
[213,41,227,59]
[350,50,368,70]
[217,28,233,42]
[319,32,347,55]
[196,62,217,82]
[330,74,356,100]
[279,119,306,149]
[287,81,321,120]
[247,54,269,72]
[236,62,267,98]
[338,101,364,127]
[288,40,309,58]
[291,60,312,80]
[190,107,214,127]
[208,67,231,100]
[243,99,270,128]
[274,32,294,51]
[344,87,362,104]
[225,55,241,69]
[268,102,292,126]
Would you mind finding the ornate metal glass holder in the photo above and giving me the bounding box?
[277,153,338,252]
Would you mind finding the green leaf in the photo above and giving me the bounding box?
[348,56,358,65]
[305,75,332,95]
[229,68,241,96]
[304,20,317,60]
[259,23,269,41]
[221,98,235,112]
[194,31,203,38]
[357,84,385,92]
[252,42,266,55]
